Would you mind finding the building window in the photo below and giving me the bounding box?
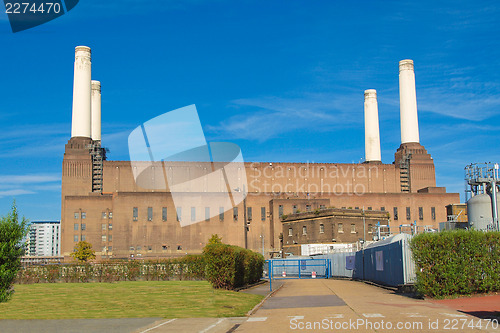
[288,227,293,236]
[431,207,436,220]
[219,207,224,221]
[368,207,372,210]
[130,246,135,251]
[102,235,107,242]
[148,207,153,221]
[338,223,343,233]
[368,224,373,234]
[133,207,138,221]
[81,212,86,219]
[102,212,107,219]
[102,223,106,231]
[355,207,359,210]
[74,235,78,242]
[108,246,112,251]
[108,235,112,242]
[393,207,398,220]
[247,207,252,221]
[74,223,79,231]
[306,205,311,212]
[162,207,167,222]
[320,205,325,209]
[319,224,324,233]
[351,224,356,233]
[191,207,196,222]
[136,246,142,251]
[176,207,182,222]
[205,207,210,222]
[81,223,86,231]
[108,223,112,230]
[302,226,307,235]
[148,245,152,251]
[419,207,424,220]
[74,212,79,219]
[233,207,238,221]
[109,212,113,219]
[406,207,411,220]
[261,207,266,221]
[279,205,283,217]
[293,205,298,213]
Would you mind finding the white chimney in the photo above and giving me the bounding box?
[364,89,381,162]
[399,59,420,144]
[91,80,101,141]
[71,46,92,138]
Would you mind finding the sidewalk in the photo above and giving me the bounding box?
[235,279,500,333]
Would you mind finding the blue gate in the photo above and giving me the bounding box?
[268,258,330,290]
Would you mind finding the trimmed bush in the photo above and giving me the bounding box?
[411,230,500,298]
[16,255,206,284]
[203,243,264,290]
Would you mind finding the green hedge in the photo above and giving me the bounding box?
[16,255,205,284]
[411,230,500,297]
[203,243,264,290]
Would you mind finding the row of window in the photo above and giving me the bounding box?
[393,207,436,221]
[289,223,366,236]
[131,206,267,222]
[279,204,326,216]
[74,212,113,219]
[73,234,113,242]
[74,223,112,231]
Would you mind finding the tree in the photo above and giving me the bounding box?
[0,202,28,303]
[207,234,223,245]
[70,241,96,263]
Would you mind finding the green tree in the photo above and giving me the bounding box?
[70,241,96,263]
[207,234,223,245]
[0,202,29,303]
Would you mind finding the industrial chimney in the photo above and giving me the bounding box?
[91,80,101,142]
[364,89,381,162]
[399,59,420,144]
[71,46,92,138]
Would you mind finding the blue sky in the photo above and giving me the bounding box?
[1,0,499,220]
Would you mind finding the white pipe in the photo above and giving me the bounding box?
[364,89,381,162]
[71,46,92,138]
[399,59,420,144]
[91,80,101,141]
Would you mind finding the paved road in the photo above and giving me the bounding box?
[235,279,500,333]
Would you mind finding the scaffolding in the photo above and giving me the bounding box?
[90,142,107,193]
[399,153,411,193]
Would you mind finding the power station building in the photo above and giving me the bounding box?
[61,46,460,259]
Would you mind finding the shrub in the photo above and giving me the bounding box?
[411,230,500,298]
[203,242,264,290]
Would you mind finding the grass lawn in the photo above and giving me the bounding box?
[0,281,263,319]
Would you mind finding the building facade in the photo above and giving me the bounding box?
[27,221,61,257]
[60,47,460,259]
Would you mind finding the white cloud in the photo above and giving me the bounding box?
[0,189,36,197]
[0,174,60,184]
[206,93,361,142]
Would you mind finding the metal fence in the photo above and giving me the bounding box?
[352,233,416,286]
[268,258,330,280]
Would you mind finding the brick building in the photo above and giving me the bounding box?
[60,47,460,259]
